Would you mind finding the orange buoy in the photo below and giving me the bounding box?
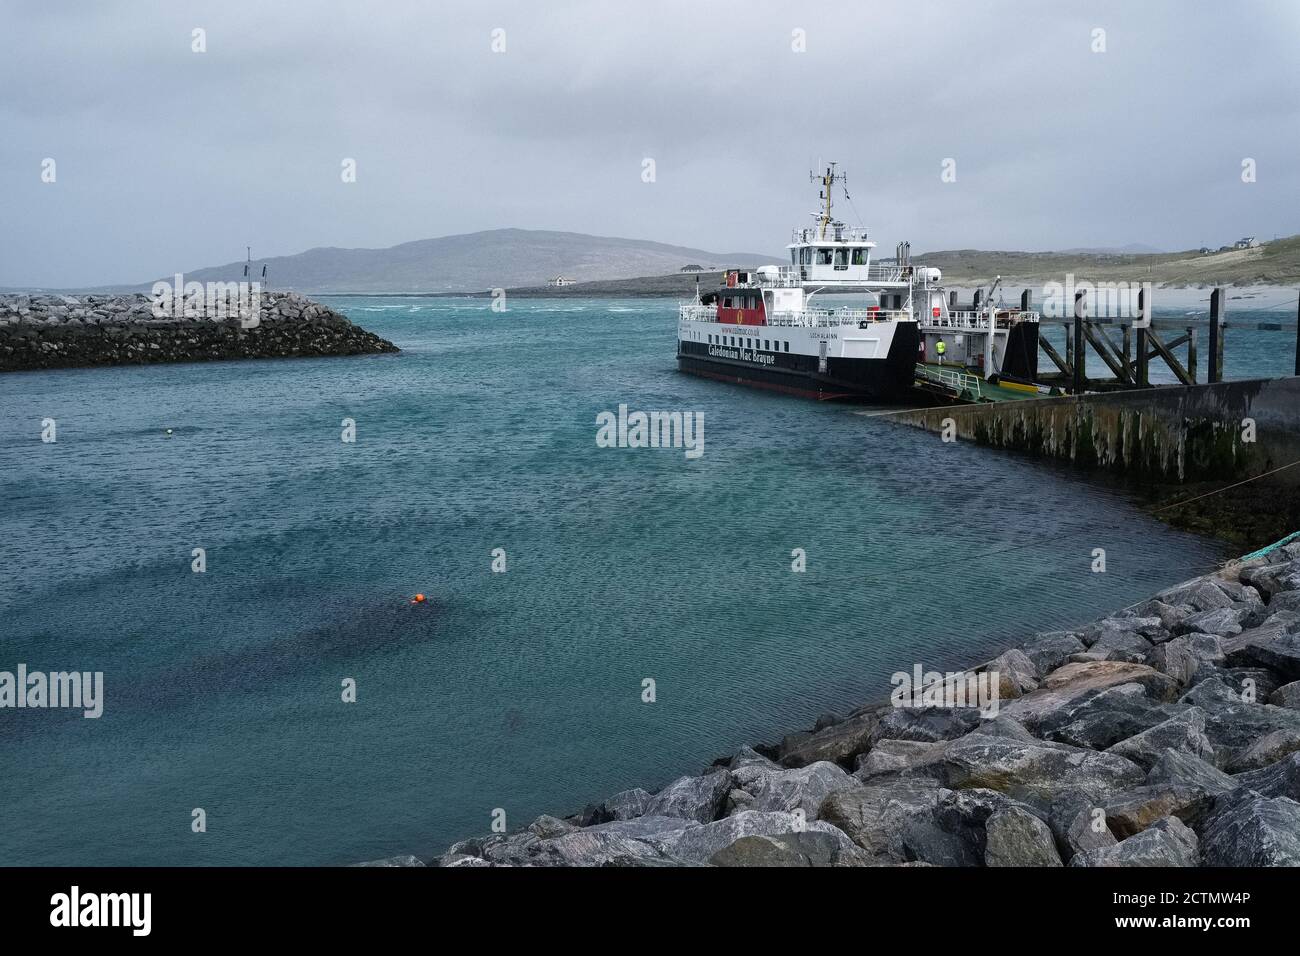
[411,593,426,604]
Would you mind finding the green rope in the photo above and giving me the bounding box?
[1239,529,1300,563]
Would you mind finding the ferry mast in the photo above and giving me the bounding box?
[810,163,846,239]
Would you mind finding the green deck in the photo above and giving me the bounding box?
[913,363,1045,404]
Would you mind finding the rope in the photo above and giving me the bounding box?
[1149,457,1300,513]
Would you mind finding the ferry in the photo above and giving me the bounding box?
[677,164,1040,401]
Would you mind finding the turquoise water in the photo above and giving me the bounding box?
[0,296,1279,866]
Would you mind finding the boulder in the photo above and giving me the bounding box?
[1103,785,1217,838]
[964,714,1039,743]
[1239,559,1300,600]
[1078,617,1147,649]
[1178,677,1300,762]
[1034,682,1184,750]
[1001,661,1179,726]
[663,810,857,864]
[744,761,860,818]
[818,779,945,862]
[1104,708,1216,771]
[1157,577,1235,612]
[982,648,1039,697]
[1265,590,1300,616]
[1088,629,1154,663]
[1212,667,1282,703]
[591,788,652,823]
[1015,631,1086,675]
[1146,748,1235,793]
[1176,606,1249,638]
[1269,680,1300,709]
[353,854,425,867]
[778,710,880,768]
[723,788,755,816]
[984,806,1063,867]
[1224,627,1300,682]
[532,830,680,867]
[644,770,731,823]
[923,734,1146,804]
[928,788,1049,867]
[527,814,577,839]
[854,738,949,779]
[869,706,983,746]
[708,829,872,867]
[1070,816,1200,867]
[1128,600,1190,634]
[1048,791,1117,861]
[1228,728,1300,772]
[1232,753,1300,801]
[1147,633,1223,685]
[1200,791,1300,866]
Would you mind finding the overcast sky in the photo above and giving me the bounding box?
[1,0,1297,287]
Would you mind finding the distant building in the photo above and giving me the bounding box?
[1234,237,1260,249]
[1198,247,1213,254]
[550,276,575,286]
[680,264,706,273]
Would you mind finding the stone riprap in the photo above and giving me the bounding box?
[0,292,397,372]
[366,534,1300,867]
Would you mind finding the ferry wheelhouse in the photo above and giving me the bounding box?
[677,165,1039,401]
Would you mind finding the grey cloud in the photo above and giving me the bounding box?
[0,0,1296,287]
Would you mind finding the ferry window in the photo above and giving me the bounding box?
[834,249,848,270]
[763,340,769,350]
[852,248,868,266]
[790,250,797,265]
[816,247,834,265]
[784,341,790,352]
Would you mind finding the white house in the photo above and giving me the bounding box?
[550,276,575,286]
[1234,237,1260,249]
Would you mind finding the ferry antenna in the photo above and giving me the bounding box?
[809,162,847,239]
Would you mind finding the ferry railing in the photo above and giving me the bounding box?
[790,226,872,243]
[922,310,1041,331]
[769,308,912,327]
[915,363,985,400]
[678,303,914,327]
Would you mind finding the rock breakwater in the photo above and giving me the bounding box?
[0,292,397,372]
[375,534,1300,867]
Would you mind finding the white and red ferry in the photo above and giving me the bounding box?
[677,165,1040,401]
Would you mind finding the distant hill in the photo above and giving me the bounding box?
[907,236,1300,287]
[142,229,779,294]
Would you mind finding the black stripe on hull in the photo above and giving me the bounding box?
[677,324,920,402]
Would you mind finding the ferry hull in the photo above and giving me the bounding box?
[677,324,920,402]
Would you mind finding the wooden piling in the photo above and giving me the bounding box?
[1073,292,1086,394]
[1136,287,1150,386]
[1209,288,1223,383]
[1021,289,1032,313]
[1187,327,1197,383]
[1295,290,1300,376]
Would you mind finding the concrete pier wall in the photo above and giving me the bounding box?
[883,377,1300,483]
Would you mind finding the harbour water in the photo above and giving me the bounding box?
[0,296,1286,865]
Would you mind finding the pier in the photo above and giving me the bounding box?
[915,285,1300,404]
